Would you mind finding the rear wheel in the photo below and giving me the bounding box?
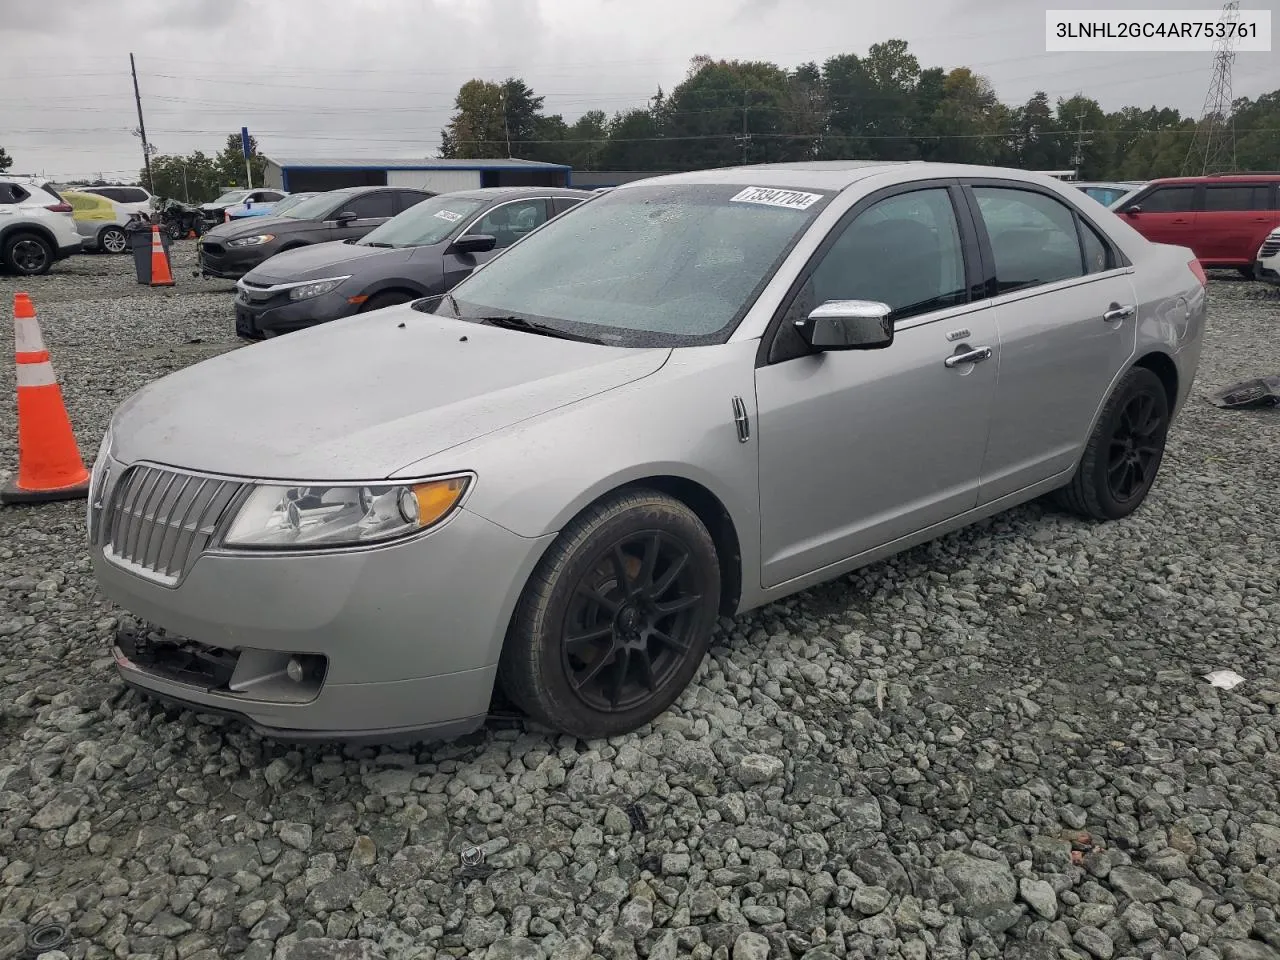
[499,490,721,739]
[165,221,183,241]
[360,291,416,312]
[100,226,128,254]
[1054,366,1170,521]
[2,232,54,276]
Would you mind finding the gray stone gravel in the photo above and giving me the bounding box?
[1,256,1279,960]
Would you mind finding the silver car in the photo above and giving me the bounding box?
[88,161,1207,743]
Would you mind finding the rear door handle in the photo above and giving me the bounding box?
[1103,303,1136,322]
[944,346,993,368]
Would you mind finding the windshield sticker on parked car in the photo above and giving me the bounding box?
[729,187,823,211]
[434,210,465,223]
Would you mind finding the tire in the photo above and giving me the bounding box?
[1238,266,1256,281]
[499,489,721,739]
[360,291,416,312]
[2,231,54,277]
[1054,366,1170,521]
[99,226,128,255]
[165,221,183,241]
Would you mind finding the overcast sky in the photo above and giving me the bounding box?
[3,0,1276,180]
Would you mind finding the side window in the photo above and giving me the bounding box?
[97,188,122,202]
[0,184,29,204]
[344,192,397,220]
[769,188,967,364]
[1136,186,1195,213]
[394,191,429,214]
[1202,185,1270,212]
[972,186,1085,293]
[469,199,549,249]
[118,188,148,203]
[261,192,284,202]
[554,197,586,215]
[1080,220,1113,274]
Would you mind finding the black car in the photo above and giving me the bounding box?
[197,186,434,280]
[232,186,593,339]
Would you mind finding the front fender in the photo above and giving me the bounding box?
[397,340,763,601]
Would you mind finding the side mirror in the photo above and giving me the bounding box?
[1122,205,1141,215]
[795,300,894,351]
[334,210,358,223]
[449,234,497,255]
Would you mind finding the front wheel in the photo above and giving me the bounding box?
[1054,366,1170,521]
[499,490,721,739]
[100,226,128,254]
[2,232,54,276]
[165,221,183,241]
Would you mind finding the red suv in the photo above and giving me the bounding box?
[1115,174,1280,277]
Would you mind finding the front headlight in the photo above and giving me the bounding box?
[288,277,350,301]
[228,234,276,247]
[221,476,470,549]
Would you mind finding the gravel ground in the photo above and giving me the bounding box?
[1,250,1279,960]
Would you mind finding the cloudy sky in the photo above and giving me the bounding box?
[3,0,1276,180]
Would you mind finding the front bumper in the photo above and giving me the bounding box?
[89,457,555,742]
[235,287,356,339]
[1258,259,1280,286]
[197,239,277,280]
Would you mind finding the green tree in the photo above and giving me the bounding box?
[215,132,266,188]
[441,79,508,158]
[921,67,1007,164]
[0,146,12,173]
[147,151,223,204]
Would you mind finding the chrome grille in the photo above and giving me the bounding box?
[100,465,245,585]
[1260,238,1280,258]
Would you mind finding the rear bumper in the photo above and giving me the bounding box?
[55,239,82,261]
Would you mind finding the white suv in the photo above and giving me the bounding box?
[1257,228,1280,287]
[77,184,156,217]
[0,177,83,276]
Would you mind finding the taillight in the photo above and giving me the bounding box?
[45,203,73,214]
[1188,258,1207,287]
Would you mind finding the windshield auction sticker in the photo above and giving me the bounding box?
[729,187,823,210]
[433,210,464,222]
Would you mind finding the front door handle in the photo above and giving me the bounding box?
[1103,303,1136,322]
[944,346,993,368]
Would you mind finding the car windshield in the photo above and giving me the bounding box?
[432,183,832,346]
[279,191,353,220]
[358,195,486,248]
[268,193,313,215]
[213,190,251,205]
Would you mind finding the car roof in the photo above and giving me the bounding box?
[1142,173,1280,185]
[440,186,598,202]
[609,161,1099,193]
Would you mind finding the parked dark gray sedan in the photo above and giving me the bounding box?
[232,187,594,339]
[197,186,435,281]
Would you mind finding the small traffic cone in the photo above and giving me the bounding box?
[148,225,174,287]
[1,293,91,505]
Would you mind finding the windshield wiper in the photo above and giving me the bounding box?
[474,315,600,343]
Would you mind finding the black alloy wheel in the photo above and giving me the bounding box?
[562,531,705,714]
[1054,365,1169,521]
[499,490,721,739]
[4,233,53,276]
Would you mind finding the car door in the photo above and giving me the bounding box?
[1197,182,1277,265]
[331,191,398,243]
[754,182,998,588]
[964,181,1137,502]
[1117,184,1197,252]
[441,198,551,289]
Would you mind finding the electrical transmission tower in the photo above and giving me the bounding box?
[1183,0,1240,175]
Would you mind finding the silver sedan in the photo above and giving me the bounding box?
[88,161,1207,743]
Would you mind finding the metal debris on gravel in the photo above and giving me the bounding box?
[1,253,1279,960]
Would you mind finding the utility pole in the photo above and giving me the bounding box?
[129,54,154,196]
[1070,112,1091,179]
[735,90,753,164]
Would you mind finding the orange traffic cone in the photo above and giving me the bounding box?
[148,225,174,287]
[1,293,91,505]
[187,229,197,239]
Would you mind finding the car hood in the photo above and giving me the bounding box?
[109,307,671,480]
[244,241,407,283]
[201,216,308,241]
